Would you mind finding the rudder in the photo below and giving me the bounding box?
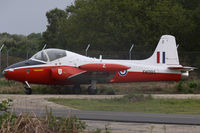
[147,35,179,65]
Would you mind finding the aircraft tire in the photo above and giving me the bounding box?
[72,85,81,94]
[25,87,32,95]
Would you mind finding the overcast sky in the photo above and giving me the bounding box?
[0,0,74,35]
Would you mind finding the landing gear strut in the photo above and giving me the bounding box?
[72,84,82,94]
[24,81,32,95]
[87,80,97,94]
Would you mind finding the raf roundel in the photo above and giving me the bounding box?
[118,70,128,76]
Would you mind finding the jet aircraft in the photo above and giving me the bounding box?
[3,35,195,94]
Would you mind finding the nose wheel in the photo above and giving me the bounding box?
[24,81,32,95]
[25,87,32,95]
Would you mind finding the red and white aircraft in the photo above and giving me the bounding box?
[3,35,195,94]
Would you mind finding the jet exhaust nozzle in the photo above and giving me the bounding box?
[181,71,189,80]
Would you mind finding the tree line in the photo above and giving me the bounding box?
[43,0,200,52]
[1,0,200,57]
[0,33,43,58]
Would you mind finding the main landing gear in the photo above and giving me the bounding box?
[72,84,82,94]
[72,80,97,95]
[24,81,32,95]
[87,80,97,95]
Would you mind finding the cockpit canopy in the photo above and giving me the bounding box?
[31,49,67,62]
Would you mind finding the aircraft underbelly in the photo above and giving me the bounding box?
[69,72,115,84]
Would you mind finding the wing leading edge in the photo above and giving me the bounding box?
[68,63,130,84]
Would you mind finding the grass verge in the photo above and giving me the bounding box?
[48,94,200,114]
[1,77,200,95]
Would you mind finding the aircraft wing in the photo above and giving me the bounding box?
[68,63,130,84]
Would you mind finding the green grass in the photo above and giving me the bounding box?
[48,95,200,114]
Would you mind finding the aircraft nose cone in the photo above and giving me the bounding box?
[2,60,28,79]
[2,68,14,78]
[2,69,7,76]
[2,67,9,76]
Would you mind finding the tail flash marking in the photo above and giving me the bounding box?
[162,52,165,64]
[157,52,160,64]
[146,35,180,65]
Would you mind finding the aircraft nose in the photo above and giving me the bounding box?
[2,67,8,76]
[2,67,15,79]
[2,69,7,76]
[2,60,29,78]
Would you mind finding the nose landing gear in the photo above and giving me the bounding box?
[25,87,32,95]
[24,81,32,95]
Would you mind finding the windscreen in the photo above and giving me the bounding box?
[46,49,66,61]
[32,51,48,62]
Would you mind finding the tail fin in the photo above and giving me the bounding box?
[146,35,179,65]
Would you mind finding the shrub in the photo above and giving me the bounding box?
[0,78,16,86]
[188,81,199,89]
[176,80,200,94]
[0,100,87,133]
[45,107,86,133]
[176,81,186,93]
[0,99,16,128]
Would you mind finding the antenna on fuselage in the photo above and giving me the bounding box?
[42,44,47,50]
[177,44,179,49]
[129,44,134,60]
[85,44,90,56]
[99,55,102,62]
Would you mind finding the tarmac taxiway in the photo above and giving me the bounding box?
[1,94,200,133]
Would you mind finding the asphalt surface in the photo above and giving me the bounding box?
[1,94,200,125]
[13,107,200,125]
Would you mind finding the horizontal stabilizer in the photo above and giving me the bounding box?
[79,63,130,72]
[168,66,197,71]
